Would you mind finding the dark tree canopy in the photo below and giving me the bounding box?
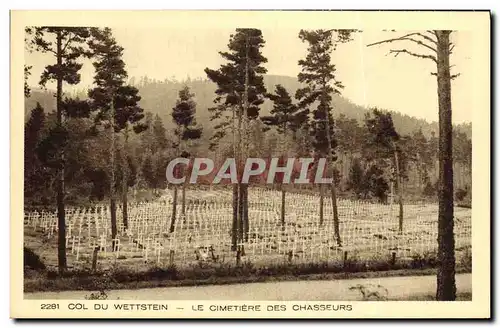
[152,113,168,150]
[172,86,203,147]
[30,27,92,89]
[262,84,309,137]
[24,65,32,98]
[296,29,342,158]
[365,108,400,147]
[205,28,268,146]
[88,28,145,133]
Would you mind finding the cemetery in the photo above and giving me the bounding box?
[24,187,472,275]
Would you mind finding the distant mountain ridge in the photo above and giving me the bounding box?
[24,74,472,139]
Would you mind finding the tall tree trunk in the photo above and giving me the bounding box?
[110,98,117,250]
[243,184,249,242]
[181,135,187,218]
[281,188,286,231]
[181,176,186,217]
[435,30,456,301]
[122,126,129,230]
[232,102,243,257]
[230,102,238,251]
[240,35,250,253]
[169,185,178,233]
[319,184,324,226]
[233,34,252,260]
[238,183,246,255]
[393,145,404,233]
[330,184,341,246]
[55,30,67,275]
[280,125,288,232]
[328,163,341,246]
[321,87,342,247]
[170,134,182,233]
[416,153,422,191]
[122,184,128,229]
[231,184,238,251]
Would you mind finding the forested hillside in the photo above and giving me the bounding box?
[25,74,472,139]
[25,73,472,206]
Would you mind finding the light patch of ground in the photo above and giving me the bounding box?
[25,273,472,301]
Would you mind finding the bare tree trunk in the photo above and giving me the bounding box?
[169,186,178,233]
[278,127,287,232]
[435,30,456,301]
[319,184,324,226]
[393,145,404,233]
[181,176,186,217]
[170,134,182,233]
[122,126,129,230]
[281,188,286,231]
[243,184,249,242]
[55,30,66,275]
[122,184,128,229]
[110,98,117,250]
[238,184,246,256]
[416,153,422,192]
[330,184,341,246]
[321,92,342,247]
[231,184,238,251]
[236,34,251,259]
[230,98,239,251]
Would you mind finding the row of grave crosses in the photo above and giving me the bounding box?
[25,188,401,235]
[24,190,470,268]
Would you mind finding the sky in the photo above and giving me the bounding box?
[25,28,473,124]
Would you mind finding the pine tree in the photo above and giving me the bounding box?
[88,27,146,240]
[141,152,155,189]
[205,28,268,252]
[409,128,432,190]
[139,113,156,154]
[296,29,348,246]
[116,85,146,230]
[30,27,92,274]
[364,108,404,232]
[24,103,46,200]
[435,30,456,301]
[364,164,389,203]
[348,157,364,198]
[153,151,168,190]
[170,86,202,232]
[152,114,168,151]
[262,84,308,230]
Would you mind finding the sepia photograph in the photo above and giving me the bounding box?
[10,10,490,319]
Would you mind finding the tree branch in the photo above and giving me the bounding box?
[216,123,235,133]
[427,30,438,38]
[367,33,437,53]
[61,32,75,54]
[426,30,438,39]
[430,72,460,80]
[416,32,438,46]
[402,37,437,52]
[449,43,455,54]
[389,49,437,63]
[47,48,57,56]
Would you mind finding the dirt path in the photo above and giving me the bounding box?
[25,273,471,301]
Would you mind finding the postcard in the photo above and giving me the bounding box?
[11,10,490,319]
